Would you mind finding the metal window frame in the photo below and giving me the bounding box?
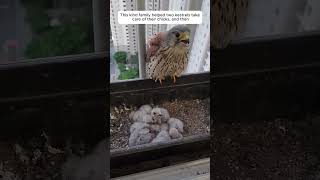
[0,52,107,148]
[0,53,107,100]
[92,0,108,52]
[137,0,146,78]
[2,0,107,62]
[213,30,320,123]
[0,0,109,176]
[0,0,109,170]
[214,30,320,75]
[1,5,108,116]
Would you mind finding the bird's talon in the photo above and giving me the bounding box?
[171,75,176,83]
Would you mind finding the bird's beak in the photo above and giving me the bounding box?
[179,32,190,44]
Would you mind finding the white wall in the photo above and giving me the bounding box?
[186,0,210,73]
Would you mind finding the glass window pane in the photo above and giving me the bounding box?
[110,0,210,82]
[146,0,210,74]
[238,0,320,39]
[110,0,139,82]
[0,0,94,63]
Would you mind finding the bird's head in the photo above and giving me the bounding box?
[165,25,191,48]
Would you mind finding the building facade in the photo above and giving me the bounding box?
[185,0,210,73]
[145,0,169,41]
[110,0,138,55]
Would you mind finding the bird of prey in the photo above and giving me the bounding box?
[212,0,249,49]
[129,122,155,146]
[151,130,171,143]
[139,104,152,114]
[168,118,184,134]
[146,25,190,85]
[151,107,170,124]
[169,128,183,139]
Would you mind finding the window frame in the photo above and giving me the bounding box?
[213,30,320,123]
[213,30,320,75]
[0,53,107,102]
[0,0,107,63]
[0,52,107,150]
[0,1,109,176]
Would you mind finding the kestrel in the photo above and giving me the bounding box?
[146,25,190,85]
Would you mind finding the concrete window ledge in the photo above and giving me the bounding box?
[112,158,210,180]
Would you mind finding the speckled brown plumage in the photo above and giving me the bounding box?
[146,25,190,84]
[212,0,249,49]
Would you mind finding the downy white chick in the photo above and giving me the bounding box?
[161,123,169,131]
[151,107,170,124]
[129,124,154,147]
[168,118,184,139]
[129,122,149,146]
[129,110,145,122]
[168,118,184,133]
[142,114,154,123]
[129,110,153,123]
[151,130,171,143]
[139,104,152,114]
[169,128,183,139]
[150,124,161,133]
[130,122,150,134]
[150,122,169,134]
[135,128,155,146]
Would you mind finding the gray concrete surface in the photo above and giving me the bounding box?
[112,158,210,180]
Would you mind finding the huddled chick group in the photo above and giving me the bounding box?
[128,105,184,147]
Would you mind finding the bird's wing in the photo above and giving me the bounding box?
[146,32,166,62]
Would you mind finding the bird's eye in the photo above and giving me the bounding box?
[175,32,180,38]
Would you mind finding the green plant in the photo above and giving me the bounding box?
[25,23,93,59]
[118,67,139,80]
[113,51,127,64]
[28,8,50,34]
[118,63,126,72]
[22,0,94,58]
[22,0,54,33]
[116,62,139,80]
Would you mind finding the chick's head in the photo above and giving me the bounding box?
[151,107,170,124]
